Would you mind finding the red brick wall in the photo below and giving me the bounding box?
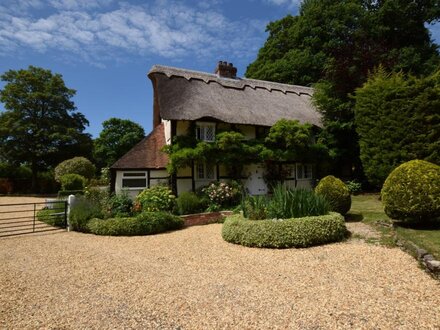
[181,211,233,227]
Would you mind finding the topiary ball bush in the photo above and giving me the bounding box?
[315,175,351,215]
[381,160,440,223]
[60,173,86,191]
[55,157,96,182]
[222,213,346,248]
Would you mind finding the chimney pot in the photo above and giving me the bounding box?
[215,60,237,79]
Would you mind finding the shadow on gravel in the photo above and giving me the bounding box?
[345,212,364,222]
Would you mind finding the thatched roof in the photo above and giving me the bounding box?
[148,65,322,128]
[111,123,168,169]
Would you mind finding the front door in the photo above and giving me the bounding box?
[244,164,268,195]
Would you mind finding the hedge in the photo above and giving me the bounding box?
[222,213,347,248]
[87,211,184,236]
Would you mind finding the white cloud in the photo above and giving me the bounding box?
[0,0,265,66]
[265,0,302,8]
[48,0,114,10]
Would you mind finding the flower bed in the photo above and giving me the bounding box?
[222,212,347,248]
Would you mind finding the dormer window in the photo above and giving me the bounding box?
[196,122,215,142]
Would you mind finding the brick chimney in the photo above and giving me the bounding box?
[215,61,237,79]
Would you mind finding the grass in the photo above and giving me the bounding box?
[349,194,440,259]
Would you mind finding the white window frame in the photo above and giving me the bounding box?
[296,164,313,180]
[121,172,147,189]
[195,122,216,142]
[195,162,216,181]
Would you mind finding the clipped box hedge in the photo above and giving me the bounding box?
[222,212,347,248]
[88,212,184,236]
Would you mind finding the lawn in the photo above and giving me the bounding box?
[350,194,440,259]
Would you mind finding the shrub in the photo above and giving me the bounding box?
[381,160,440,222]
[202,181,241,208]
[222,213,346,248]
[87,211,184,236]
[135,185,175,212]
[84,187,110,208]
[345,180,362,195]
[267,185,330,219]
[242,195,268,220]
[37,201,66,227]
[106,192,133,217]
[315,176,351,215]
[54,157,96,182]
[69,196,103,232]
[59,174,86,191]
[176,192,207,215]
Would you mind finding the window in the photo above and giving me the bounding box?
[196,163,215,180]
[122,172,147,188]
[196,122,215,142]
[296,164,312,179]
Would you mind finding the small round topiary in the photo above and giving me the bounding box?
[60,173,86,191]
[381,160,440,222]
[315,175,351,215]
[55,157,96,182]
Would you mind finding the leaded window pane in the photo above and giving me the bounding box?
[205,126,215,141]
[197,163,205,179]
[206,164,215,179]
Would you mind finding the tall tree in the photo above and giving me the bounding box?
[0,66,92,192]
[94,118,145,168]
[246,0,440,178]
[354,68,440,187]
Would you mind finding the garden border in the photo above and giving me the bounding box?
[396,238,440,280]
[180,211,233,227]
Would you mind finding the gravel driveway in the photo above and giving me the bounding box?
[1,224,439,329]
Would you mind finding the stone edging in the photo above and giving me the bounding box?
[397,239,440,279]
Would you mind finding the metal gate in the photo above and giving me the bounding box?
[0,200,67,237]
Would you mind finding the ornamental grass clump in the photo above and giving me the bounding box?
[242,195,269,220]
[69,196,104,232]
[176,192,207,215]
[267,185,330,219]
[381,160,440,223]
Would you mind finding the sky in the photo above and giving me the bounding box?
[0,0,439,138]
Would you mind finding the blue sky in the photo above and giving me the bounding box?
[1,0,439,138]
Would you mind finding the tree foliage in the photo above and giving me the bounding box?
[164,120,325,179]
[94,118,145,168]
[246,0,440,177]
[354,68,440,187]
[0,66,92,191]
[54,156,96,182]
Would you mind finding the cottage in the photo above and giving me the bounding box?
[111,61,322,197]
